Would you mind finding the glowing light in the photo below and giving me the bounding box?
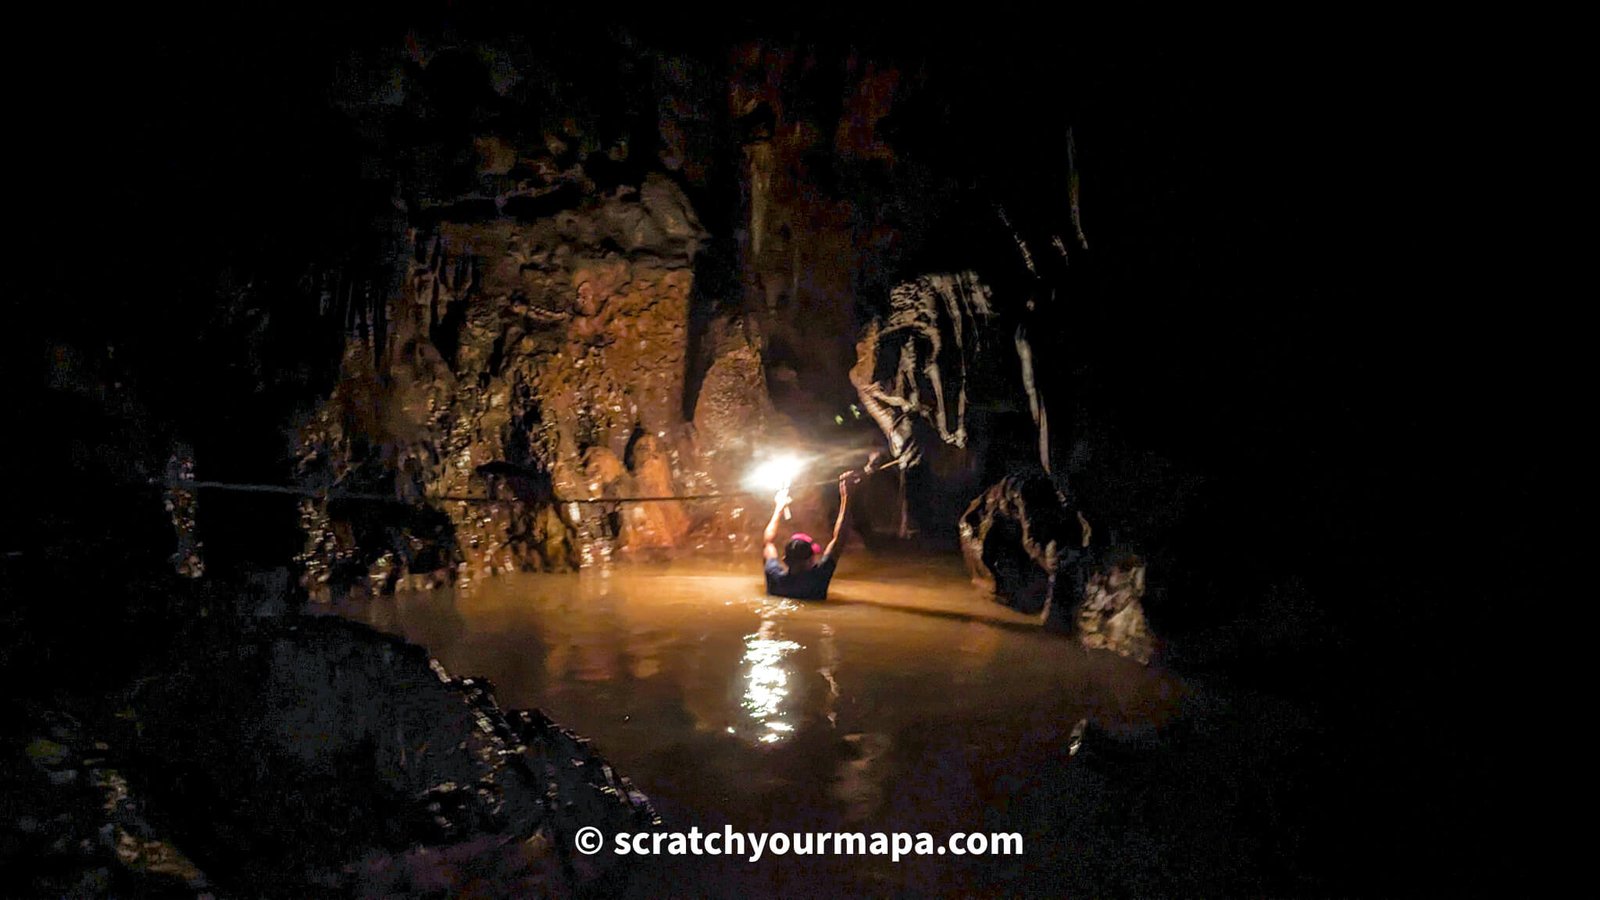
[746,454,804,492]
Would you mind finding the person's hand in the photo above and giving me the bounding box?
[839,472,852,498]
[775,487,792,510]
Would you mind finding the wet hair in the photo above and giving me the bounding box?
[783,537,815,566]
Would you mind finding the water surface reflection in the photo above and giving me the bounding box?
[331,553,1184,893]
[741,618,802,744]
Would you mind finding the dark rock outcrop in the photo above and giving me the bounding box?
[960,473,1085,615]
[960,473,1154,663]
[3,714,210,897]
[127,617,656,895]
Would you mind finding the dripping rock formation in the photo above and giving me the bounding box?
[295,174,790,595]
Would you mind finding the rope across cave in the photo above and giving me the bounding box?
[162,477,851,506]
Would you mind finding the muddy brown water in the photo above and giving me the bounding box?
[330,552,1189,894]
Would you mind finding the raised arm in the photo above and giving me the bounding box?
[822,474,852,560]
[763,488,790,560]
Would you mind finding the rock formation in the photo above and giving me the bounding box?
[960,473,1086,616]
[1076,555,1155,664]
[294,173,771,594]
[960,472,1154,663]
[280,28,1102,592]
[124,617,658,894]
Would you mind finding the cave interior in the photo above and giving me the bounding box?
[6,8,1505,897]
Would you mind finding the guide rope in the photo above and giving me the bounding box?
[160,478,850,506]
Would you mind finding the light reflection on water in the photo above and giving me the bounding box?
[818,622,840,729]
[741,618,803,744]
[329,553,1185,889]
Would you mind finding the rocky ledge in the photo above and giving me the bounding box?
[3,618,657,897]
[960,472,1155,663]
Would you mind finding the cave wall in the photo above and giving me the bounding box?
[289,24,1078,591]
[296,174,761,592]
[24,14,1143,598]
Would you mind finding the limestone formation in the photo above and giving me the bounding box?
[297,176,717,594]
[959,473,1083,616]
[1077,555,1155,664]
[130,618,658,893]
[692,337,777,454]
[960,473,1153,663]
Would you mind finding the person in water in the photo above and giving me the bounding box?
[763,473,852,600]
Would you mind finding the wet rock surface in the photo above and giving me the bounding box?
[692,335,778,456]
[295,178,727,593]
[960,473,1087,615]
[960,473,1153,662]
[282,27,1104,591]
[1077,555,1155,664]
[89,617,659,896]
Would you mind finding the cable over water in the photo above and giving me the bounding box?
[162,477,852,506]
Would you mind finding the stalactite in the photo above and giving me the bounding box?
[344,277,357,337]
[318,269,335,317]
[361,281,372,347]
[372,270,389,363]
[747,142,772,262]
[360,279,386,363]
[994,205,1037,276]
[1015,322,1051,474]
[429,274,441,329]
[993,205,1056,474]
[851,272,996,471]
[1051,234,1070,265]
[164,447,203,578]
[1067,126,1088,250]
